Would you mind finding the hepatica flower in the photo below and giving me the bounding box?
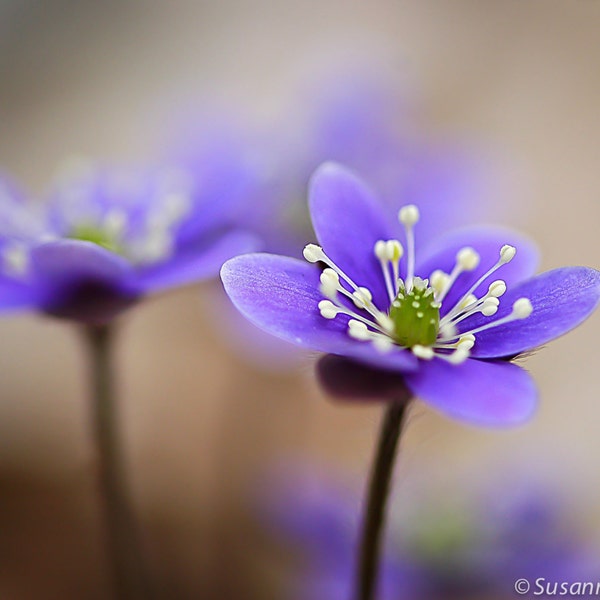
[0,163,256,323]
[222,163,600,425]
[264,471,600,600]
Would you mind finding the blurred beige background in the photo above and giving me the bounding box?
[0,1,599,598]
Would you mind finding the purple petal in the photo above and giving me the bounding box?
[221,253,417,372]
[316,354,412,402]
[309,163,393,310]
[416,226,539,316]
[404,358,538,426]
[0,276,39,312]
[30,240,138,323]
[134,231,258,294]
[465,267,600,358]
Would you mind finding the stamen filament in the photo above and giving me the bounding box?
[439,298,533,342]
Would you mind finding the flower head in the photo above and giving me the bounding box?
[0,162,257,324]
[221,163,600,425]
[262,469,600,600]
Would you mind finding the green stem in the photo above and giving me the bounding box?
[355,400,410,600]
[85,324,150,600]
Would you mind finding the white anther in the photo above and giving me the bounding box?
[500,244,516,264]
[456,336,475,351]
[2,244,29,275]
[352,287,373,309]
[303,243,325,263]
[439,322,457,340]
[430,270,450,294]
[139,230,173,262]
[446,348,470,365]
[480,299,499,317]
[488,280,507,298]
[103,209,127,236]
[375,314,395,334]
[374,240,387,260]
[412,345,434,360]
[456,247,480,271]
[398,205,420,227]
[319,269,340,298]
[373,337,393,353]
[459,294,478,309]
[318,300,339,319]
[348,319,370,340]
[385,240,403,261]
[163,192,191,221]
[512,298,533,319]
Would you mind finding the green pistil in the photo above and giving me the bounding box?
[70,225,122,254]
[388,281,440,347]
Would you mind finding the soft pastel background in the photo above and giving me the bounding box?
[0,2,599,598]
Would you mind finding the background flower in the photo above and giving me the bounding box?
[0,161,257,323]
[260,467,600,600]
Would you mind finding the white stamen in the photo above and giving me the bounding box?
[456,247,480,271]
[436,246,480,303]
[348,319,370,340]
[444,297,533,341]
[412,345,434,360]
[430,270,451,296]
[398,205,420,227]
[318,300,339,319]
[444,348,470,365]
[2,243,29,276]
[488,280,507,298]
[500,244,517,264]
[303,243,326,263]
[319,268,340,298]
[513,297,533,319]
[375,240,395,303]
[103,209,128,237]
[352,287,373,309]
[372,337,394,353]
[398,205,419,291]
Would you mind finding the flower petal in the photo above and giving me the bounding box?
[30,240,138,322]
[221,253,417,372]
[0,275,39,312]
[316,354,412,402]
[309,163,393,310]
[465,267,600,358]
[416,226,539,316]
[134,231,259,294]
[404,358,538,426]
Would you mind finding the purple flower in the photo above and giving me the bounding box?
[263,470,600,600]
[0,163,257,324]
[221,163,600,425]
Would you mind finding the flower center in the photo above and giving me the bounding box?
[69,224,123,254]
[303,203,533,364]
[389,278,439,347]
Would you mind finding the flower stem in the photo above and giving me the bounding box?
[84,324,150,600]
[356,400,410,600]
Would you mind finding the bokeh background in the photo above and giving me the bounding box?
[0,1,599,598]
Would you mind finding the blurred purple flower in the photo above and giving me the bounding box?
[234,71,518,259]
[0,162,257,324]
[221,163,600,425]
[263,471,600,600]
